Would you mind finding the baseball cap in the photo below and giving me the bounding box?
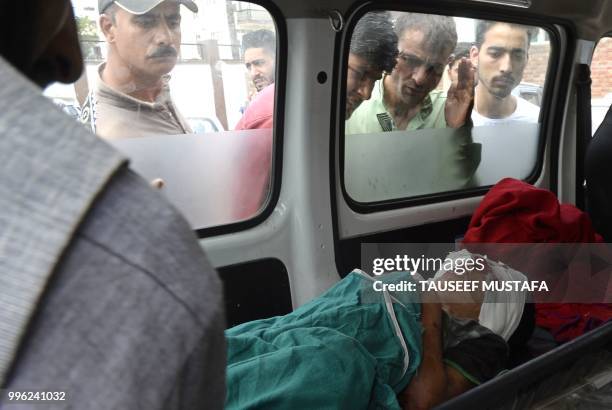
[98,0,198,15]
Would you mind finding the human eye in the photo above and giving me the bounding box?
[400,53,416,65]
[348,66,366,81]
[166,14,181,29]
[487,48,503,58]
[512,50,526,61]
[368,71,383,82]
[134,16,157,28]
[363,71,381,87]
[253,59,265,67]
[430,64,445,76]
[407,54,425,69]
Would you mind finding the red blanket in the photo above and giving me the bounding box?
[464,178,611,342]
[464,178,603,244]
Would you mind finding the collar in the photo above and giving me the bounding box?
[96,63,173,109]
[377,74,435,131]
[419,93,434,119]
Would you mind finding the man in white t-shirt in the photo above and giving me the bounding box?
[470,20,539,126]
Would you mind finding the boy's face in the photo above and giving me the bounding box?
[471,23,529,99]
[346,53,382,118]
[244,47,275,92]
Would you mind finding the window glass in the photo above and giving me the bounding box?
[44,0,277,230]
[591,36,612,134]
[343,11,551,203]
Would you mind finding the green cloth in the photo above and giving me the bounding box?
[225,270,423,410]
[346,78,448,134]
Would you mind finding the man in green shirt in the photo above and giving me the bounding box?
[347,13,474,134]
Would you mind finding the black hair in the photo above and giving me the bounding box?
[350,11,398,74]
[448,42,471,68]
[0,2,37,71]
[241,29,276,57]
[394,12,457,56]
[474,20,535,49]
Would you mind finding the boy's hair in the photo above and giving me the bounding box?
[242,29,276,57]
[475,20,535,49]
[394,12,457,55]
[350,11,398,73]
[448,42,471,68]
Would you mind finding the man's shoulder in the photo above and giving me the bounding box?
[75,167,223,320]
[79,167,222,320]
[471,95,540,125]
[512,96,540,122]
[515,96,540,111]
[255,82,275,101]
[429,89,448,103]
[4,168,224,409]
[0,58,224,409]
[235,83,275,130]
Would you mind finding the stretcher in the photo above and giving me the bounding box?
[435,321,612,409]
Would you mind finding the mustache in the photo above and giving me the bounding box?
[404,80,425,92]
[491,74,515,83]
[147,46,178,59]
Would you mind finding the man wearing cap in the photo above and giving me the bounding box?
[80,0,196,139]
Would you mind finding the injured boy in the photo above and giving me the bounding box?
[225,250,531,410]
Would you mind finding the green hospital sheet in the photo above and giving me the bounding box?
[225,270,423,409]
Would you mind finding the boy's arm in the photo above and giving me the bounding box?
[398,301,474,410]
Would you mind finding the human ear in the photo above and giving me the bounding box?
[99,14,115,42]
[469,45,479,67]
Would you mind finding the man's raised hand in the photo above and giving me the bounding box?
[445,57,475,128]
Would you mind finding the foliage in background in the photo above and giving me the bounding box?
[76,16,101,60]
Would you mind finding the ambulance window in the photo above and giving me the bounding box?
[44,0,279,232]
[343,12,552,205]
[591,36,612,134]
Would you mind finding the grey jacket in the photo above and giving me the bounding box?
[0,57,225,409]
